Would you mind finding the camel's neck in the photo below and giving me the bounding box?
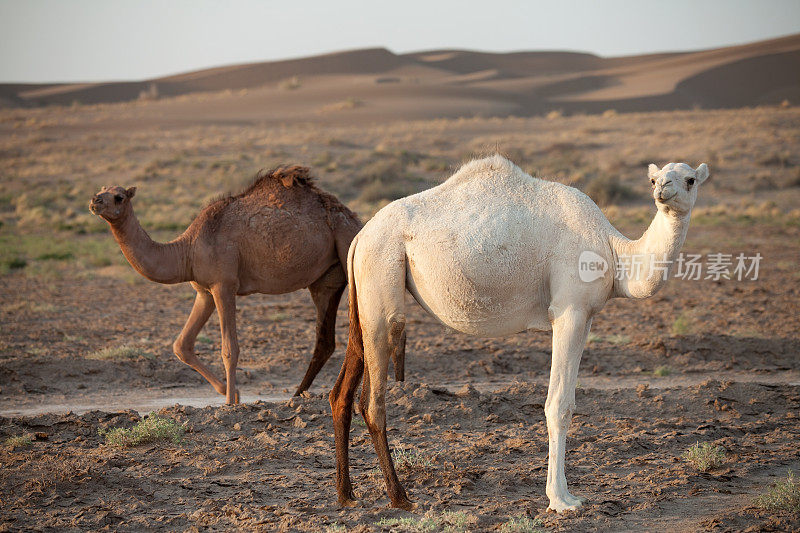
[610,208,690,299]
[109,210,191,284]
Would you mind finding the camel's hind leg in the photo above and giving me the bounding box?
[296,265,347,395]
[353,236,413,509]
[359,313,413,510]
[173,287,226,395]
[329,339,364,506]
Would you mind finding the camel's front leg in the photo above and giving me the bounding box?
[173,289,226,395]
[211,284,240,405]
[545,306,591,512]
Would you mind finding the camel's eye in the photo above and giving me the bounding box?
[650,178,655,185]
[687,178,695,188]
[114,194,124,203]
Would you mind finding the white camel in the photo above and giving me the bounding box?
[329,155,708,512]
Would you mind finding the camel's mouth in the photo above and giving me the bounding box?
[89,200,103,215]
[656,192,677,203]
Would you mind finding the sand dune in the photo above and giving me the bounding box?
[2,34,798,120]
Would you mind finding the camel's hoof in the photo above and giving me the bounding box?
[547,498,583,513]
[226,390,240,405]
[390,498,417,512]
[338,497,359,508]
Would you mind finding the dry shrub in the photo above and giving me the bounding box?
[583,173,635,206]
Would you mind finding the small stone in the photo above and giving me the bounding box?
[233,422,242,431]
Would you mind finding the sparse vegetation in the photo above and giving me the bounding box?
[754,471,800,513]
[269,312,289,322]
[583,173,635,206]
[392,448,436,469]
[376,510,471,532]
[100,415,185,447]
[682,441,725,471]
[86,345,153,361]
[499,515,545,533]
[605,333,631,345]
[587,333,630,345]
[671,312,693,336]
[653,365,673,377]
[4,434,33,449]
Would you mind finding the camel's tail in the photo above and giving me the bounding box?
[344,235,365,367]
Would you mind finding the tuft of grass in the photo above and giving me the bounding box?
[197,335,212,344]
[586,332,602,344]
[653,365,673,377]
[376,510,471,532]
[4,434,33,449]
[2,257,27,273]
[324,524,346,533]
[269,312,289,322]
[86,345,153,361]
[605,333,631,345]
[393,448,436,469]
[682,441,725,471]
[100,414,184,447]
[499,515,546,533]
[671,312,693,336]
[754,471,800,512]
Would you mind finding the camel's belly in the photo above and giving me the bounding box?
[404,220,552,336]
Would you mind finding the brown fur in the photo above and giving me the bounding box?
[90,165,362,404]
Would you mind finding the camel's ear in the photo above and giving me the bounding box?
[695,163,709,184]
[648,163,659,178]
[280,175,294,188]
[126,186,137,198]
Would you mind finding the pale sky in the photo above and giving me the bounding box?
[1,0,799,83]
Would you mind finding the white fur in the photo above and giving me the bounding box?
[351,155,707,512]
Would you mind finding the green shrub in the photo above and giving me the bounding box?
[499,515,545,533]
[100,415,184,447]
[4,434,33,449]
[653,365,673,377]
[754,471,800,512]
[682,441,725,471]
[86,345,153,360]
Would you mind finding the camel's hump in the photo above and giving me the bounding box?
[445,155,537,189]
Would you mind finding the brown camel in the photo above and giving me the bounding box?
[90,165,373,404]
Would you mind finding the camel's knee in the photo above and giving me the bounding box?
[544,400,574,428]
[172,339,196,364]
[362,395,386,432]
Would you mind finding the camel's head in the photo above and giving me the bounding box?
[90,186,136,222]
[648,162,708,216]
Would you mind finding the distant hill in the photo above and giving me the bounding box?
[3,34,798,121]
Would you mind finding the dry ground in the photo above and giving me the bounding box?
[1,103,799,531]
